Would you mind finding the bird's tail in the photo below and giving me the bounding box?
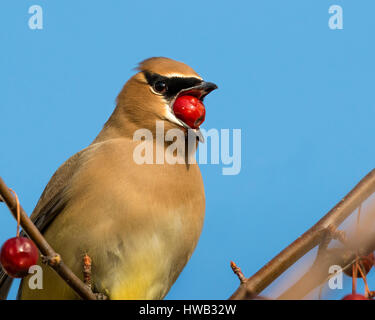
[0,267,13,300]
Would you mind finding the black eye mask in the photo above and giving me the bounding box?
[143,71,202,101]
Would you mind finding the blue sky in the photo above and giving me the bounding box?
[1,0,375,300]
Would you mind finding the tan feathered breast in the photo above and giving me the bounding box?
[20,137,205,299]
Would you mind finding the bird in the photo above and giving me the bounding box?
[0,57,217,300]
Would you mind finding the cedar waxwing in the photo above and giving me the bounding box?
[0,57,217,300]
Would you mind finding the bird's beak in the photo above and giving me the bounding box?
[179,81,218,101]
[169,81,218,143]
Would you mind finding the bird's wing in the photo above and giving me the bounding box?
[0,147,88,299]
[30,150,86,231]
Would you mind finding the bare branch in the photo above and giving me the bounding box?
[230,169,375,300]
[0,177,97,300]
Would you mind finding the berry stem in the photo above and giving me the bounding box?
[352,261,357,294]
[357,263,371,297]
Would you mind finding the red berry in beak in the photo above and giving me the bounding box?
[342,294,368,300]
[0,237,39,278]
[173,95,205,129]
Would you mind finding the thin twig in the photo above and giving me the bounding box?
[230,261,247,284]
[83,254,92,290]
[352,261,357,294]
[357,263,370,297]
[0,177,97,300]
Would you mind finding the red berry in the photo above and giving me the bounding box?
[0,237,39,278]
[342,294,368,300]
[173,95,206,129]
[344,252,375,277]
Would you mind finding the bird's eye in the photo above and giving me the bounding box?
[153,80,167,93]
